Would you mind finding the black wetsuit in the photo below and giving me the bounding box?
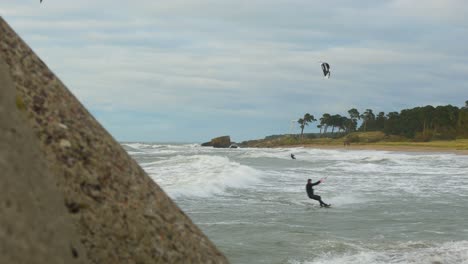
[306,181,328,206]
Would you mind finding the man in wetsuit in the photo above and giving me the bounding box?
[306,178,330,207]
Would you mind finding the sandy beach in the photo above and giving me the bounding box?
[295,143,468,155]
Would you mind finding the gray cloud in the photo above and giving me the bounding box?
[2,0,467,141]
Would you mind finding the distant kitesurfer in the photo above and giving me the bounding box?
[291,153,296,159]
[306,179,330,207]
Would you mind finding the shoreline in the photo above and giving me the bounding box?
[278,143,468,155]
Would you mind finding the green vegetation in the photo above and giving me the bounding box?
[240,131,468,150]
[300,101,468,141]
[240,101,468,150]
[297,113,316,139]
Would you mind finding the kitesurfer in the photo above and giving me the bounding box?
[306,178,330,207]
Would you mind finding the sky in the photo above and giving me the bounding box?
[1,0,468,142]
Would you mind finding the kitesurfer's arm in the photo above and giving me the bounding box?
[311,180,321,186]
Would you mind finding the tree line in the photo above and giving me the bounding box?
[297,100,468,141]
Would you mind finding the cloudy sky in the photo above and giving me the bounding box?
[1,1,468,142]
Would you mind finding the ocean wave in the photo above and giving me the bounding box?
[290,240,468,264]
[238,148,299,160]
[121,142,154,150]
[144,155,264,198]
[122,142,200,151]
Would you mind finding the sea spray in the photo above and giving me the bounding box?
[125,143,468,264]
[143,155,263,198]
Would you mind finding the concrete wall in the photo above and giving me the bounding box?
[0,17,228,264]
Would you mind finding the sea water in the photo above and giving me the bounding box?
[123,143,468,264]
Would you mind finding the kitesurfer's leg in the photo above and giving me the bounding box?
[309,194,329,207]
[317,197,326,207]
[319,200,329,207]
[319,198,330,207]
[309,194,324,206]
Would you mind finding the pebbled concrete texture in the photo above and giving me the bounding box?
[1,54,88,264]
[0,17,228,264]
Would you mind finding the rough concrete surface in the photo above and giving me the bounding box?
[0,17,228,263]
[1,54,88,264]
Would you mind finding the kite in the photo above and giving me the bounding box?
[321,62,331,78]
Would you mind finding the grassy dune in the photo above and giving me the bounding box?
[240,131,468,152]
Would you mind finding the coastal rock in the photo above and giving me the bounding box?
[202,136,232,148]
[0,17,228,264]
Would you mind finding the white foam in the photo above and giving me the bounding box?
[126,143,468,200]
[292,240,468,264]
[326,193,369,206]
[122,142,153,150]
[239,148,298,159]
[122,142,202,154]
[144,155,264,198]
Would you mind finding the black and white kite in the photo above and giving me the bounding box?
[320,62,331,78]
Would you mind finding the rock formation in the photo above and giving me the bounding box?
[201,136,232,148]
[0,17,228,263]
